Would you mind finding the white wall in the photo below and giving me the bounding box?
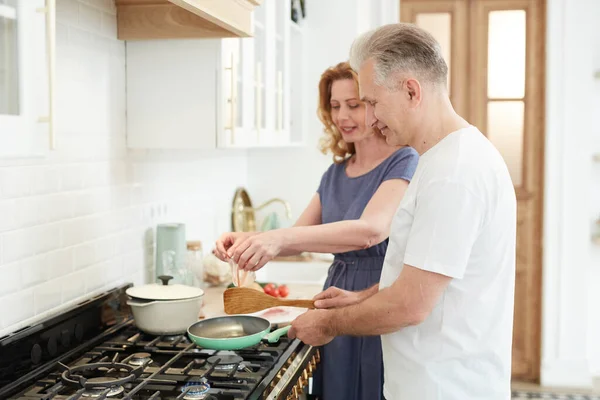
[0,0,247,338]
[542,0,600,388]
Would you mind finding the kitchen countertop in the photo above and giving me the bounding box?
[199,283,323,320]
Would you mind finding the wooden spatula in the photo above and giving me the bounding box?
[223,287,316,315]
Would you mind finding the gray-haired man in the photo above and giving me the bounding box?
[288,23,517,399]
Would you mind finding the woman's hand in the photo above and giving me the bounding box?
[313,287,364,309]
[214,231,257,261]
[228,230,285,271]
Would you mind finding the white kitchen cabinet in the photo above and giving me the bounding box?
[125,0,307,150]
[219,0,307,148]
[0,0,55,158]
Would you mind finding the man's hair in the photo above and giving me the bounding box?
[349,23,448,88]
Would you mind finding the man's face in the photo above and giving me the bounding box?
[358,59,412,147]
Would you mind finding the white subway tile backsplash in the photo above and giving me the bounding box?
[15,197,42,228]
[0,167,32,199]
[60,271,86,303]
[2,225,60,264]
[73,242,96,270]
[100,10,117,37]
[0,262,21,297]
[85,263,108,292]
[1,289,34,328]
[21,254,49,288]
[0,0,247,338]
[31,167,61,196]
[78,3,102,33]
[56,0,79,26]
[59,165,84,191]
[34,280,63,314]
[47,249,73,277]
[45,194,74,222]
[0,200,17,232]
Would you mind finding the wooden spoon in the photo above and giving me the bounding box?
[223,287,315,315]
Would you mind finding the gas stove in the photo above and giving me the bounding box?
[0,285,319,400]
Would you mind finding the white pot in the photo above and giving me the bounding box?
[126,275,204,335]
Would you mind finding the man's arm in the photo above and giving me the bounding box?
[313,283,379,309]
[327,264,451,335]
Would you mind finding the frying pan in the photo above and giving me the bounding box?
[187,315,291,350]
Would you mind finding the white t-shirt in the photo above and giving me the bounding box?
[379,126,517,400]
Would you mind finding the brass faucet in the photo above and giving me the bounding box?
[231,187,292,232]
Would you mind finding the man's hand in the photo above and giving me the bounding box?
[214,232,256,261]
[313,287,364,309]
[288,310,335,346]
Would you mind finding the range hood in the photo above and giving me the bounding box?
[115,0,261,40]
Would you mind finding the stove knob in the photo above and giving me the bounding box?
[74,323,84,342]
[60,329,71,348]
[296,379,304,395]
[30,343,43,365]
[47,336,58,357]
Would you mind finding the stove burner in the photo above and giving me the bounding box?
[162,334,184,342]
[81,378,125,398]
[182,380,210,400]
[129,352,152,366]
[207,354,244,370]
[59,361,142,392]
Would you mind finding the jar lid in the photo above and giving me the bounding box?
[187,240,202,251]
[125,275,204,301]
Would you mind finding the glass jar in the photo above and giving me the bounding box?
[186,241,204,288]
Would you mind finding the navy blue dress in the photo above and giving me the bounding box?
[313,147,419,400]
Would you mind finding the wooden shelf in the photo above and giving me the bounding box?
[115,0,260,39]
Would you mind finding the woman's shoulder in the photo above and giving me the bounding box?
[381,146,420,180]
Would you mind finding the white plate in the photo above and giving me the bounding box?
[248,306,308,325]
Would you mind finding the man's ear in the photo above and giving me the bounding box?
[405,78,422,107]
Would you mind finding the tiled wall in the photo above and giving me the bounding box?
[0,0,247,338]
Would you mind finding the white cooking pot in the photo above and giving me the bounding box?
[126,275,204,335]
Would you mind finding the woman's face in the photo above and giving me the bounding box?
[330,79,370,143]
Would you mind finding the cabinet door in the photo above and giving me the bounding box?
[271,0,290,145]
[219,37,257,148]
[252,3,268,143]
[0,0,53,158]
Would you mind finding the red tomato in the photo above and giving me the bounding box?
[263,283,275,295]
[278,285,289,298]
[271,287,280,298]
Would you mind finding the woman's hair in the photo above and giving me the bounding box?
[317,62,359,164]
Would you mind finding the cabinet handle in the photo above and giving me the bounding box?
[277,70,283,132]
[255,62,262,138]
[36,0,56,150]
[224,53,236,145]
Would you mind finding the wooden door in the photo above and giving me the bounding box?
[401,0,545,382]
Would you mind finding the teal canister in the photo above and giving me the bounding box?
[155,223,189,284]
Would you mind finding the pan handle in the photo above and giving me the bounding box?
[264,325,291,343]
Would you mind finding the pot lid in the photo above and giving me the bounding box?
[126,275,204,301]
